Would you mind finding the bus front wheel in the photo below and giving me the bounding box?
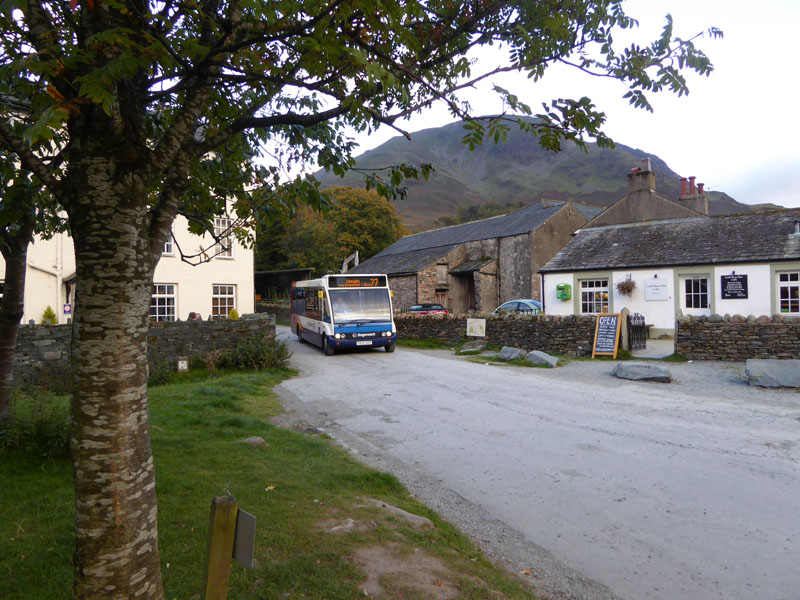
[385,341,396,353]
[323,337,334,356]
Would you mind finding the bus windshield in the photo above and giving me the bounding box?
[330,288,392,322]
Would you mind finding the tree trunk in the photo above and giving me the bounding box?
[68,174,164,599]
[0,214,35,415]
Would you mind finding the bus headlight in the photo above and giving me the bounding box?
[334,333,343,339]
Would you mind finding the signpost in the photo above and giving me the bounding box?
[592,313,622,359]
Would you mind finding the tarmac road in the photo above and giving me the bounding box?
[273,326,800,600]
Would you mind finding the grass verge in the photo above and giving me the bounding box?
[1,369,539,600]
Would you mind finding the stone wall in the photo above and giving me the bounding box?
[256,301,291,322]
[395,313,597,357]
[676,314,800,361]
[12,314,276,387]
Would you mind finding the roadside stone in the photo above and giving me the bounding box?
[745,359,800,388]
[611,362,672,383]
[461,340,488,352]
[363,498,434,529]
[525,350,558,368]
[497,346,526,361]
[240,436,268,447]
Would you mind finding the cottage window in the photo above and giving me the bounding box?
[580,279,608,314]
[214,217,233,258]
[150,284,176,322]
[778,271,799,314]
[162,230,174,255]
[684,277,709,309]
[436,264,448,286]
[212,284,236,319]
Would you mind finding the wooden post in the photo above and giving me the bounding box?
[202,495,239,600]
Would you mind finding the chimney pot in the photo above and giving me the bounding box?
[689,176,696,195]
[697,183,704,195]
[680,177,687,196]
[641,157,652,172]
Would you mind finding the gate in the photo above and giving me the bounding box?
[628,312,647,351]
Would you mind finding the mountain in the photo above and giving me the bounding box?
[317,120,780,231]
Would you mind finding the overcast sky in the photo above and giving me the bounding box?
[350,0,800,208]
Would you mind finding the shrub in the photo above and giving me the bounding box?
[0,392,70,462]
[218,336,291,370]
[28,361,73,395]
[41,306,58,325]
[148,361,175,386]
[227,308,239,320]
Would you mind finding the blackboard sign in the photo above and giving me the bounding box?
[721,274,748,299]
[592,313,621,359]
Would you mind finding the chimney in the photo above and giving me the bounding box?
[627,157,656,194]
[689,176,696,195]
[680,177,687,197]
[697,183,704,195]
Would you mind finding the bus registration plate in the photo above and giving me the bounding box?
[356,340,372,346]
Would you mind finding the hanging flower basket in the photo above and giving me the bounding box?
[616,278,636,297]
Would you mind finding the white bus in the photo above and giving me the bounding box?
[290,274,397,355]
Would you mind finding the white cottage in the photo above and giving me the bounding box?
[540,209,800,337]
[0,211,254,324]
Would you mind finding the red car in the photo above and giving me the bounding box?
[410,303,448,315]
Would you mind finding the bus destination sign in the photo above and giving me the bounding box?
[329,276,387,288]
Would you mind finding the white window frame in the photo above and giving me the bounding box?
[579,278,609,314]
[212,284,236,319]
[162,231,174,256]
[683,276,709,309]
[214,217,234,259]
[151,284,177,322]
[777,270,800,314]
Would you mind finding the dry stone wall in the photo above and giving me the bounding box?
[676,314,800,361]
[395,313,598,357]
[12,314,276,387]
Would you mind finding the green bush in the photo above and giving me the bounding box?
[218,336,291,370]
[0,392,70,462]
[227,308,239,320]
[148,361,175,387]
[40,306,57,325]
[28,361,73,395]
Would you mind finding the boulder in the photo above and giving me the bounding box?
[240,436,268,447]
[611,362,671,383]
[745,359,800,388]
[525,350,559,368]
[497,346,526,361]
[461,340,488,352]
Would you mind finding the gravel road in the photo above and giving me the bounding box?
[273,327,800,600]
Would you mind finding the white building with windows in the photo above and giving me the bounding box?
[1,212,254,325]
[540,209,800,337]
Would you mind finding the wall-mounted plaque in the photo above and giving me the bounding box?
[643,278,669,301]
[466,318,486,337]
[721,274,748,299]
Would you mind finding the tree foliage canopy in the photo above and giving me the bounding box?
[257,186,405,276]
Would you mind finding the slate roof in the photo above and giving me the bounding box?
[350,201,600,276]
[541,209,800,273]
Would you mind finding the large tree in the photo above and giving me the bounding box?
[257,185,406,275]
[0,1,719,597]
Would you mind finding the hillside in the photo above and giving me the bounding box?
[317,120,779,231]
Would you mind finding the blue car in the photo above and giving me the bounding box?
[492,299,542,315]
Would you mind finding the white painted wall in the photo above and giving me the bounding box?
[543,262,789,332]
[611,269,675,330]
[0,230,76,325]
[0,213,253,324]
[713,264,771,317]
[154,213,254,320]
